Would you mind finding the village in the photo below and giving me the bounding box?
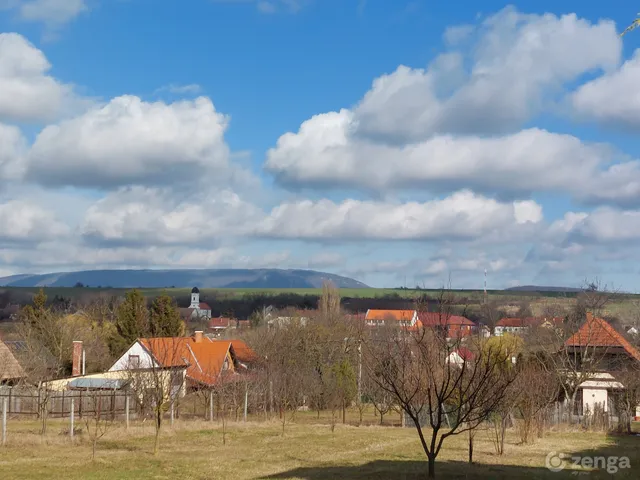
[1,282,639,478]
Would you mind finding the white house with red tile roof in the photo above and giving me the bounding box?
[364,309,418,328]
[564,313,640,416]
[495,316,563,336]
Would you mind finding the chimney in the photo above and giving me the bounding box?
[72,341,83,376]
[194,331,203,343]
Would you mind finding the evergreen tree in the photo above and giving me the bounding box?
[115,290,150,349]
[149,294,185,337]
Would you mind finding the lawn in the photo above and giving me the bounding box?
[0,409,638,479]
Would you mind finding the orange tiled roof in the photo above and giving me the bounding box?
[565,314,640,362]
[185,341,232,385]
[227,339,258,363]
[366,309,416,322]
[140,337,191,368]
[140,335,257,386]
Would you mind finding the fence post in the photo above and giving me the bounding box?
[243,383,248,422]
[70,397,74,440]
[209,391,213,422]
[2,396,7,446]
[125,395,130,431]
[170,400,175,427]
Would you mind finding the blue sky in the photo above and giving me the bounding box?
[1,1,640,290]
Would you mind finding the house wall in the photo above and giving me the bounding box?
[45,370,130,391]
[109,342,157,371]
[582,387,608,413]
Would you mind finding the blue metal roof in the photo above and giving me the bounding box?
[68,377,130,390]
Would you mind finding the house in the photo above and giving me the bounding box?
[447,347,475,366]
[495,316,563,336]
[563,313,640,416]
[46,333,257,394]
[0,340,26,385]
[209,317,234,334]
[268,309,311,328]
[420,312,476,339]
[180,287,212,321]
[364,309,418,328]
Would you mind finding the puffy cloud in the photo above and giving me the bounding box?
[0,33,82,122]
[263,8,638,206]
[267,116,636,203]
[255,190,542,241]
[570,50,640,131]
[27,95,233,189]
[0,200,69,243]
[565,208,640,243]
[81,187,261,246]
[352,7,620,142]
[0,123,27,181]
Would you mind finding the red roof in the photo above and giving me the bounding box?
[139,335,257,386]
[565,313,640,362]
[209,317,232,329]
[226,340,258,363]
[199,302,211,310]
[366,309,416,322]
[420,312,475,326]
[452,347,475,360]
[140,337,191,368]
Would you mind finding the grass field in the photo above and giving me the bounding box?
[0,409,638,479]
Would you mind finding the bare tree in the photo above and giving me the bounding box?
[83,392,116,461]
[125,338,186,455]
[365,291,519,478]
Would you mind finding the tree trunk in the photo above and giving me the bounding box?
[154,410,161,455]
[468,432,473,464]
[380,412,384,425]
[428,455,435,478]
[92,437,97,461]
[342,402,346,424]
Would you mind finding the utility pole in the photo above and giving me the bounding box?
[357,341,362,401]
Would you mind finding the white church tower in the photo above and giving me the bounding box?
[190,287,200,308]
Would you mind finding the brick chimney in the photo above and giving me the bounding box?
[194,331,203,343]
[72,341,83,376]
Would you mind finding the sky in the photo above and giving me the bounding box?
[0,1,640,290]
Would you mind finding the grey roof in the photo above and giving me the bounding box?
[68,377,130,390]
[192,286,200,294]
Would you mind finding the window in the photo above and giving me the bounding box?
[128,354,140,369]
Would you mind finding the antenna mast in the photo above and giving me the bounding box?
[483,269,487,305]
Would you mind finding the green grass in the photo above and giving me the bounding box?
[0,408,638,479]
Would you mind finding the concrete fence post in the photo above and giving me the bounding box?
[70,397,75,440]
[2,396,7,446]
[125,395,130,431]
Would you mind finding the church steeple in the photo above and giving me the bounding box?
[190,287,200,308]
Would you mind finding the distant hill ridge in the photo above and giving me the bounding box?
[505,285,583,293]
[0,269,370,289]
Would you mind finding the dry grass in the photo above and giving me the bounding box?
[0,408,638,479]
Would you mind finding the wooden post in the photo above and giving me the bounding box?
[125,395,130,430]
[243,383,248,422]
[2,396,7,446]
[70,397,75,440]
[209,391,213,422]
[170,400,175,427]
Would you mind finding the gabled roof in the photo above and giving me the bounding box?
[226,339,258,363]
[185,341,233,385]
[209,317,233,329]
[420,312,475,326]
[0,341,26,381]
[365,309,416,321]
[451,347,475,361]
[137,335,257,386]
[198,302,211,310]
[565,313,640,362]
[140,337,191,368]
